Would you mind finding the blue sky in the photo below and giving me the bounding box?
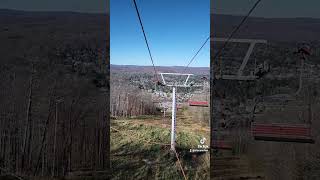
[110,0,210,67]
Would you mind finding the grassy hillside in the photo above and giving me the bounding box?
[111,106,210,179]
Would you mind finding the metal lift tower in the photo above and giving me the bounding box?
[159,73,201,151]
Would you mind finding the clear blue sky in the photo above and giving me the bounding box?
[110,0,210,67]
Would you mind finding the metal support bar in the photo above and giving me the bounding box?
[215,75,258,81]
[160,73,166,85]
[171,86,176,151]
[184,75,190,86]
[238,42,256,76]
[212,37,267,44]
[295,55,305,95]
[160,73,193,75]
[159,72,197,87]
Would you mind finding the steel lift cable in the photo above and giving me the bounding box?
[210,0,263,155]
[183,0,262,74]
[132,0,159,82]
[183,36,210,73]
[212,0,263,62]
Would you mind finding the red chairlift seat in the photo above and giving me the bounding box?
[252,123,315,143]
[298,45,311,56]
[188,101,209,107]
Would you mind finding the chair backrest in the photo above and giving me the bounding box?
[252,123,314,143]
[188,101,209,107]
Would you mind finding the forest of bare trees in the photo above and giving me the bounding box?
[0,11,110,179]
[0,51,109,179]
[110,73,158,118]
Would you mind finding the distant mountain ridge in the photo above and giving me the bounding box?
[212,13,320,42]
[0,9,108,28]
[111,64,209,75]
[0,8,107,15]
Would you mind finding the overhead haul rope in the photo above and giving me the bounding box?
[183,0,262,77]
[212,0,263,63]
[209,0,263,154]
[132,0,159,82]
[183,36,210,73]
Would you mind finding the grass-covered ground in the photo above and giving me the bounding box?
[110,110,210,180]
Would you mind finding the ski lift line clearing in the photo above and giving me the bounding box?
[212,37,268,81]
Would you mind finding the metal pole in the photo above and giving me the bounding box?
[237,42,256,76]
[295,54,305,95]
[171,86,177,151]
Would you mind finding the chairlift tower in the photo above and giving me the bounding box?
[159,73,202,151]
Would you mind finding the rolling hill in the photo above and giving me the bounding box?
[111,64,210,75]
[212,13,320,42]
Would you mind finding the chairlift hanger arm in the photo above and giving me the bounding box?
[160,73,166,85]
[160,73,194,76]
[212,37,268,80]
[158,72,195,87]
[184,75,191,86]
[212,38,267,44]
[237,42,256,76]
[215,75,258,81]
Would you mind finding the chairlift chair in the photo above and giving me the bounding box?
[294,43,312,95]
[294,43,311,56]
[252,123,314,143]
[250,43,315,144]
[251,99,315,143]
[188,100,209,107]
